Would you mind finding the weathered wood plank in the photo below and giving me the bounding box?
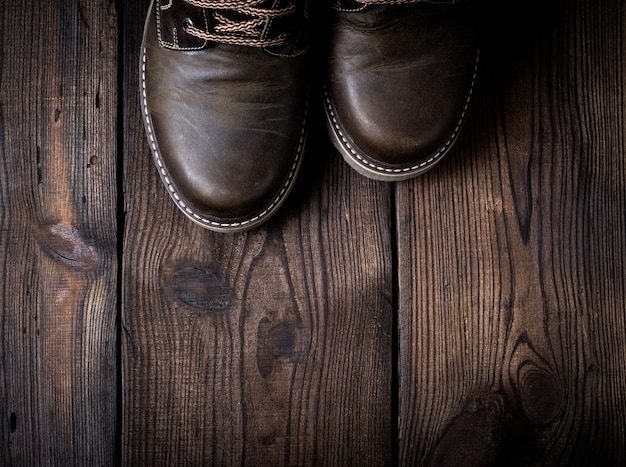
[397,0,626,464]
[122,1,394,464]
[0,0,119,465]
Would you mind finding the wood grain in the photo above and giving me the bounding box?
[397,0,626,464]
[122,1,394,464]
[0,0,118,465]
[1,0,625,464]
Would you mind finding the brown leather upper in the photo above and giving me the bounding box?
[142,0,308,229]
[325,1,478,177]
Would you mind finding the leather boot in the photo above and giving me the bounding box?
[141,0,308,232]
[324,0,479,181]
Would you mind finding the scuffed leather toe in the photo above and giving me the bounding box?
[324,0,479,181]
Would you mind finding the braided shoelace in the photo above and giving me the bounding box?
[360,0,436,4]
[183,0,296,47]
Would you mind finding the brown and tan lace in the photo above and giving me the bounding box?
[361,0,453,4]
[183,0,295,47]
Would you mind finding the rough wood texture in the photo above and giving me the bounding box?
[0,1,118,465]
[122,1,394,464]
[398,1,626,464]
[1,0,626,464]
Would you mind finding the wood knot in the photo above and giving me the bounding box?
[161,261,233,313]
[256,318,308,379]
[34,222,100,271]
[429,394,504,466]
[517,363,564,426]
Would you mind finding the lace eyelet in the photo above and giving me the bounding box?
[182,17,194,32]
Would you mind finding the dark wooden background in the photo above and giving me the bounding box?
[1,0,625,465]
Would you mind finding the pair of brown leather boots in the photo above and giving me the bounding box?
[141,0,479,232]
